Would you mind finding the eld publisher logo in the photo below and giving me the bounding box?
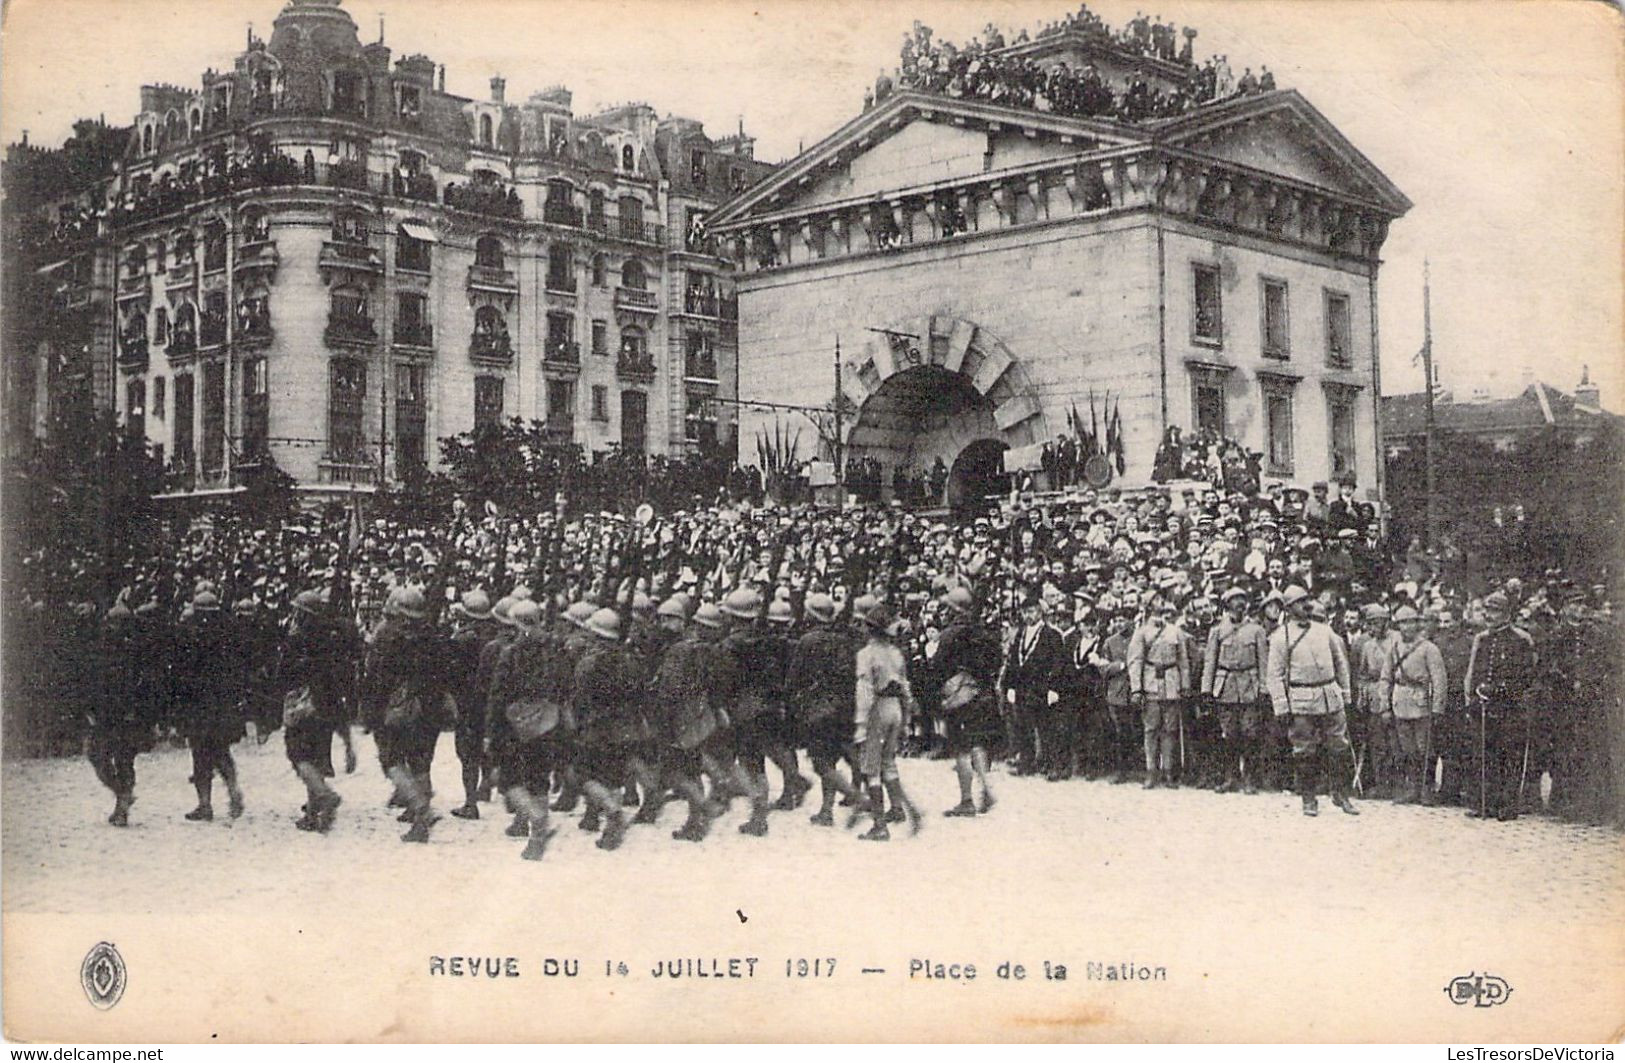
[1444,972,1512,1008]
[80,941,127,1010]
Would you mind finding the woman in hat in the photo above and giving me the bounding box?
[852,602,922,840]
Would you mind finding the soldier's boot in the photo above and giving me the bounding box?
[450,802,480,820]
[632,792,665,826]
[739,801,770,837]
[1418,756,1439,806]
[1331,752,1360,815]
[505,812,530,837]
[551,780,581,813]
[1214,740,1239,793]
[884,777,922,835]
[185,780,214,822]
[596,811,628,851]
[1332,791,1360,815]
[672,802,713,842]
[946,759,977,816]
[1294,756,1318,816]
[579,806,602,833]
[109,791,132,828]
[1141,768,1161,790]
[859,784,890,841]
[521,824,558,861]
[314,790,342,833]
[402,806,440,843]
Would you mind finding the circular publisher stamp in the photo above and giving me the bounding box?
[81,941,127,1010]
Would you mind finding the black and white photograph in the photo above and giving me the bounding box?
[1,0,1621,1045]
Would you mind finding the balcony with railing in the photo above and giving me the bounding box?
[443,181,523,220]
[117,270,149,298]
[166,260,197,289]
[543,200,584,227]
[169,327,197,357]
[684,352,719,383]
[237,306,273,345]
[588,216,667,246]
[325,309,378,346]
[615,286,658,311]
[198,313,228,349]
[118,331,149,371]
[616,352,657,383]
[467,263,518,293]
[469,328,514,366]
[394,320,434,348]
[318,459,379,486]
[319,240,383,273]
[543,339,581,375]
[235,239,279,275]
[541,418,575,445]
[328,158,371,191]
[389,171,439,202]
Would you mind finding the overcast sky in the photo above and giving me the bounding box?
[3,0,1620,407]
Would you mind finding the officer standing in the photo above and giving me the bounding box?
[1092,602,1136,782]
[1202,586,1269,793]
[1266,585,1358,817]
[1127,597,1189,788]
[1462,591,1538,821]
[1385,604,1447,804]
[1353,603,1402,797]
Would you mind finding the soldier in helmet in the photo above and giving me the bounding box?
[89,603,144,826]
[485,598,566,859]
[786,591,864,826]
[646,594,733,841]
[176,589,247,821]
[1202,585,1269,793]
[478,596,526,834]
[763,595,812,808]
[935,585,1001,815]
[546,601,599,819]
[718,586,802,836]
[570,607,648,851]
[1352,602,1401,797]
[1384,605,1447,804]
[362,585,452,842]
[280,588,358,832]
[852,601,922,840]
[1266,584,1358,817]
[1127,596,1189,788]
[446,589,498,820]
[1462,591,1538,820]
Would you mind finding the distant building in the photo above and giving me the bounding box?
[708,20,1411,506]
[3,0,773,497]
[1382,368,1619,456]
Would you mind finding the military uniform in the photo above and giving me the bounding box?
[1202,612,1269,791]
[785,612,860,825]
[1127,615,1190,786]
[1094,626,1136,780]
[1384,630,1447,803]
[175,599,246,820]
[1353,625,1402,795]
[1266,613,1356,813]
[1463,617,1538,819]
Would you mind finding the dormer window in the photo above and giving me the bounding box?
[142,126,154,154]
[621,144,636,172]
[398,84,421,118]
[690,148,706,187]
[331,71,365,118]
[479,114,494,146]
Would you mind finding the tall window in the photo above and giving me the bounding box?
[154,306,169,346]
[397,225,431,272]
[1262,381,1295,475]
[621,257,647,290]
[152,376,166,420]
[1327,387,1358,481]
[547,244,573,290]
[1261,278,1290,358]
[396,364,426,474]
[617,195,644,239]
[329,360,367,462]
[546,379,574,423]
[686,391,716,446]
[546,312,574,360]
[619,325,647,363]
[620,145,635,172]
[474,234,504,270]
[591,319,608,356]
[621,389,647,455]
[202,220,227,272]
[690,148,707,187]
[591,384,609,421]
[588,189,605,226]
[201,360,225,472]
[1325,290,1352,368]
[174,373,195,466]
[241,207,269,244]
[396,292,429,345]
[479,114,494,146]
[1192,263,1222,345]
[474,376,505,432]
[590,254,607,287]
[242,357,269,457]
[126,378,146,438]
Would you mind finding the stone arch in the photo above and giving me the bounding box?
[841,314,1049,454]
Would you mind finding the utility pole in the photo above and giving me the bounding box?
[1421,259,1438,551]
[833,336,844,493]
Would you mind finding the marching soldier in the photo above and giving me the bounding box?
[176,590,247,822]
[786,592,864,826]
[571,607,647,852]
[89,604,144,827]
[1462,591,1538,821]
[447,590,498,820]
[1127,597,1189,788]
[1266,585,1358,817]
[362,586,452,843]
[1384,605,1447,804]
[935,586,1001,815]
[718,587,791,836]
[853,601,922,841]
[486,599,567,860]
[280,589,357,832]
[478,596,526,834]
[647,595,733,841]
[1202,586,1269,793]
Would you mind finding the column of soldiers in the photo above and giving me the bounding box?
[70,534,1621,839]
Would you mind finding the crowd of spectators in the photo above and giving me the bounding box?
[873,6,1278,123]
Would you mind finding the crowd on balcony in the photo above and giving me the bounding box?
[878,8,1277,123]
[102,143,304,230]
[471,309,513,359]
[443,180,523,219]
[236,295,272,338]
[1151,426,1266,495]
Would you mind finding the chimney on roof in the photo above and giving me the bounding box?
[490,76,506,104]
[1576,364,1601,412]
[438,65,446,92]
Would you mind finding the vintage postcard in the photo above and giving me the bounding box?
[2,0,1621,1044]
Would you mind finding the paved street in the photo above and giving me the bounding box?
[4,734,1621,1040]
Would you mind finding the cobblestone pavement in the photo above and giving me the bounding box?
[4,735,1622,1040]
